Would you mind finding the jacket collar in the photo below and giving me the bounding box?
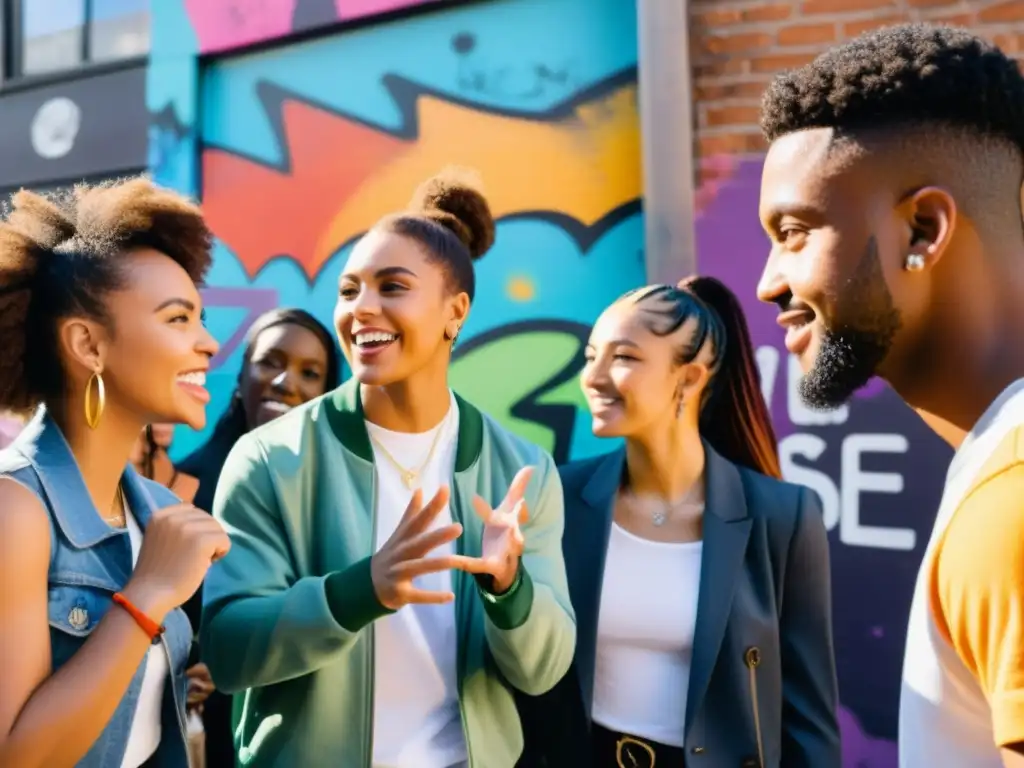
[323,378,484,472]
[13,408,159,548]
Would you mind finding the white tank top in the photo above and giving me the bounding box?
[120,509,168,768]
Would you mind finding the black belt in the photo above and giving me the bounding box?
[591,723,686,767]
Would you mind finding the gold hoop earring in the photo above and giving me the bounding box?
[84,371,105,430]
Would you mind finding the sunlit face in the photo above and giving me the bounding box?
[334,229,468,387]
[87,248,219,431]
[581,299,705,438]
[756,128,908,409]
[240,322,331,428]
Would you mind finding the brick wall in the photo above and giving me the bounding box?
[691,0,1024,164]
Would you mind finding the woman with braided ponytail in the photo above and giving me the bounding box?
[200,169,575,767]
[518,276,840,767]
[0,178,230,767]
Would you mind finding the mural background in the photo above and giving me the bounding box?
[149,0,954,764]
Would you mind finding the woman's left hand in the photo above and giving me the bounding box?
[186,662,215,709]
[471,466,534,594]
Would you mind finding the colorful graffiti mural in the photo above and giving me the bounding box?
[184,0,441,54]
[157,0,645,465]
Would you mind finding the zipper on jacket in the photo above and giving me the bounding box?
[365,476,378,768]
[744,646,764,768]
[162,635,191,768]
[450,485,472,768]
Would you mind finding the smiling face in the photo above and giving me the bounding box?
[756,129,911,410]
[83,247,219,430]
[334,229,469,387]
[240,322,331,428]
[581,298,707,438]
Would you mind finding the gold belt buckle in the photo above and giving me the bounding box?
[616,735,656,768]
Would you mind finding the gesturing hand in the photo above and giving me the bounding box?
[371,486,477,610]
[471,466,534,594]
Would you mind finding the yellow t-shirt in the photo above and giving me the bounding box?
[932,427,1024,747]
[900,381,1024,767]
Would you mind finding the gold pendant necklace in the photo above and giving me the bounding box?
[369,413,449,489]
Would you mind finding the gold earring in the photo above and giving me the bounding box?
[84,371,105,429]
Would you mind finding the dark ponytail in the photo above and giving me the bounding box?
[679,276,781,479]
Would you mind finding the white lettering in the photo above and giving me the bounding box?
[780,433,841,531]
[840,434,915,551]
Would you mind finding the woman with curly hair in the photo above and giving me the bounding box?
[0,178,231,768]
[200,169,576,767]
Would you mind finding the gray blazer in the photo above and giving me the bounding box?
[516,443,841,768]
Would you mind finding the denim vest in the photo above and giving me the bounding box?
[0,411,192,768]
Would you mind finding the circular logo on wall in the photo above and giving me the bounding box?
[31,97,82,159]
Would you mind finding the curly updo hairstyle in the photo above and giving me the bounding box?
[0,177,213,414]
[760,23,1024,151]
[375,167,496,302]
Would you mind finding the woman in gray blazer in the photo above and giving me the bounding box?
[517,276,840,767]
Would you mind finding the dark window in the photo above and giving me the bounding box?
[16,0,150,78]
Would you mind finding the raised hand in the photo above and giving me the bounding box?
[122,503,231,622]
[471,466,534,593]
[371,486,478,610]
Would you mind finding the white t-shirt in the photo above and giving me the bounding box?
[899,379,1024,767]
[367,393,468,768]
[591,522,703,747]
[121,508,168,768]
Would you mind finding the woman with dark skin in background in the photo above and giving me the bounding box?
[178,308,341,514]
[0,178,230,768]
[518,277,840,767]
[175,307,340,766]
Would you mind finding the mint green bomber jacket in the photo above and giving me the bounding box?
[199,379,577,767]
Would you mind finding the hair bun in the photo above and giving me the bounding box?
[408,167,496,261]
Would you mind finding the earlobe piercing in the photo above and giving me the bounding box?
[905,253,926,272]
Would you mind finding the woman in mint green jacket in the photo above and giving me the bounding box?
[200,170,576,768]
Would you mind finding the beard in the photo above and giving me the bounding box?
[799,325,896,410]
[798,236,902,411]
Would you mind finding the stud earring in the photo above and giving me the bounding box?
[905,253,926,272]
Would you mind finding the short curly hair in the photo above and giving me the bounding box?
[375,167,496,302]
[760,23,1024,152]
[0,176,213,413]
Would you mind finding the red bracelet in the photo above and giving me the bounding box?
[112,593,165,641]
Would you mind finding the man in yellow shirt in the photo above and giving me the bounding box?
[755,23,1024,768]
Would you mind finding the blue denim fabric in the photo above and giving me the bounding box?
[0,410,192,768]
